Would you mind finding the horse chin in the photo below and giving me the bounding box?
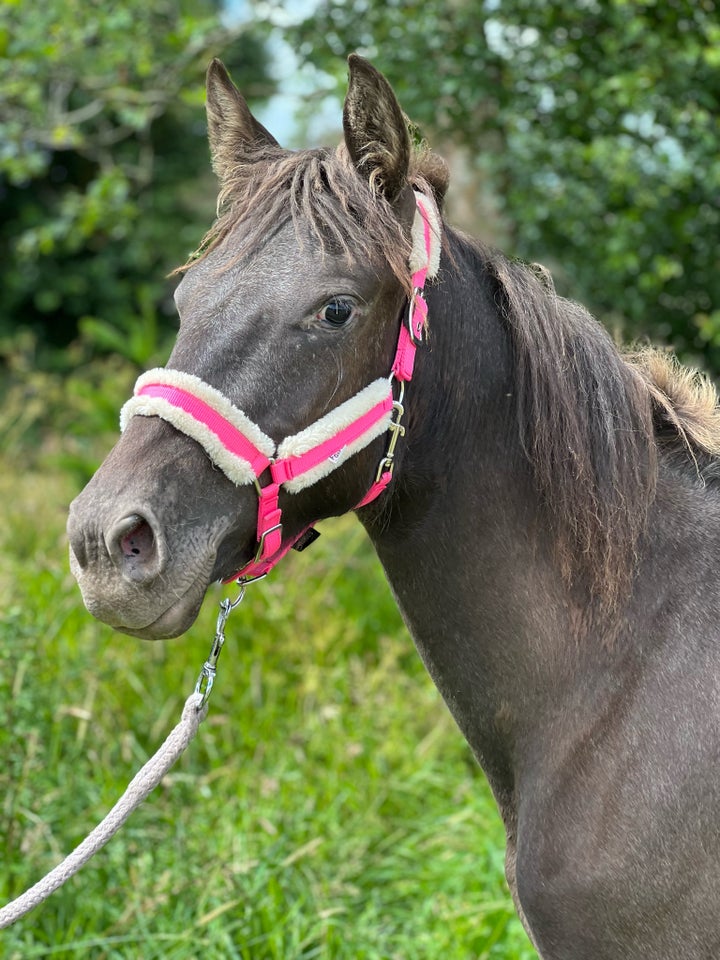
[69,514,257,640]
[70,549,214,641]
[112,585,208,640]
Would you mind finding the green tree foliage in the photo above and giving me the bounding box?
[0,0,272,359]
[292,0,720,369]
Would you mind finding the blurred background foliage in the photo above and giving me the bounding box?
[0,0,272,352]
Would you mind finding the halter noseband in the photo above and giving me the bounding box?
[120,191,441,582]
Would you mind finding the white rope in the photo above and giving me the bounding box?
[0,692,207,929]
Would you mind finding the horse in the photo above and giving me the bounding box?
[67,55,720,958]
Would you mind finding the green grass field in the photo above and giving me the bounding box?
[0,453,538,959]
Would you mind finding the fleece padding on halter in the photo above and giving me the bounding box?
[121,371,395,493]
[410,192,441,280]
[275,378,394,493]
[120,369,275,487]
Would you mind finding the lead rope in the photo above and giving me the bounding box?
[0,585,247,930]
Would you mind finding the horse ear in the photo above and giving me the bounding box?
[205,59,279,180]
[343,55,411,203]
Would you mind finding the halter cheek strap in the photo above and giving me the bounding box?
[120,191,441,581]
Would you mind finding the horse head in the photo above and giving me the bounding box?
[67,57,445,639]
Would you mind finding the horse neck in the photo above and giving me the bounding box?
[359,230,579,792]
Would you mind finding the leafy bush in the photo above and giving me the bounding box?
[0,0,272,350]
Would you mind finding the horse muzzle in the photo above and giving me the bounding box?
[65,414,245,639]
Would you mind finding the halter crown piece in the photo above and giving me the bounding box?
[120,191,442,582]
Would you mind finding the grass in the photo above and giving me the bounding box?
[0,448,538,959]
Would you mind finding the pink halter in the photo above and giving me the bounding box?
[120,191,441,582]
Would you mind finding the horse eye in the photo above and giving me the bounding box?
[318,298,355,326]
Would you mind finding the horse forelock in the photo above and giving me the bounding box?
[177,142,442,292]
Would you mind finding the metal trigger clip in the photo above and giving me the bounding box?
[194,582,248,708]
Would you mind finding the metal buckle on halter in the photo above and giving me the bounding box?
[407,288,426,344]
[375,428,405,482]
[374,390,406,482]
[254,522,282,562]
[251,467,283,563]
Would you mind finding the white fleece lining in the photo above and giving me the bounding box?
[121,368,276,457]
[277,378,393,493]
[409,191,442,278]
[120,367,275,488]
[120,394,262,487]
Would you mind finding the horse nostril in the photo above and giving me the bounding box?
[107,513,164,582]
[119,516,154,559]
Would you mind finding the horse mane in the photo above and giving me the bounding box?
[629,348,720,474]
[488,251,720,610]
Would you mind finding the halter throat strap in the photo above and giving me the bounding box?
[120,191,441,581]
